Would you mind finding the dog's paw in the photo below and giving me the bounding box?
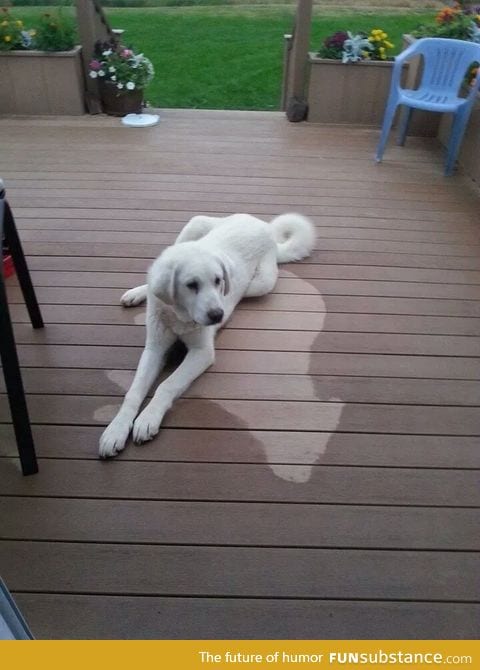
[132,406,164,445]
[99,417,132,458]
[120,285,147,307]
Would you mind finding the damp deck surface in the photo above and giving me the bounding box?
[0,109,479,639]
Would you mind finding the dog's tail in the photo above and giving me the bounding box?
[270,213,316,263]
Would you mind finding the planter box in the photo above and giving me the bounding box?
[0,46,85,115]
[306,53,400,126]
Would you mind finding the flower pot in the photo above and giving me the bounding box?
[306,53,403,125]
[100,82,143,116]
[0,46,85,115]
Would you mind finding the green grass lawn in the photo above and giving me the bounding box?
[15,7,432,109]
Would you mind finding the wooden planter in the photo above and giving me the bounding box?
[0,46,85,115]
[306,53,399,125]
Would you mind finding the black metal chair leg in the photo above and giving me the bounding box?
[0,267,38,475]
[3,200,43,329]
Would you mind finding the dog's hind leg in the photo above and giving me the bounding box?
[244,248,278,297]
[175,215,220,244]
[120,284,148,307]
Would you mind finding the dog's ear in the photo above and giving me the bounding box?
[218,257,230,295]
[150,258,178,305]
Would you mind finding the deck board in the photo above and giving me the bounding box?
[1,109,479,639]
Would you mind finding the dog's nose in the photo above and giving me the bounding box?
[207,308,224,324]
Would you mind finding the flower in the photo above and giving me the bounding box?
[91,40,154,94]
[436,6,460,24]
[20,29,33,48]
[89,71,98,79]
[4,35,11,42]
[318,26,393,62]
[342,32,373,63]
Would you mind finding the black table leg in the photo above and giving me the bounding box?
[0,267,38,475]
[3,200,43,329]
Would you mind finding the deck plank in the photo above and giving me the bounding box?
[1,460,478,507]
[2,498,478,550]
[2,425,479,467]
[2,541,479,601]
[15,594,480,639]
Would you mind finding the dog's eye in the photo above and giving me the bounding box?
[215,277,221,286]
[186,281,199,292]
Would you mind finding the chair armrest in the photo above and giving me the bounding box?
[394,38,422,65]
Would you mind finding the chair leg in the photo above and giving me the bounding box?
[3,200,43,329]
[397,106,413,146]
[445,109,469,177]
[0,268,38,476]
[375,99,398,163]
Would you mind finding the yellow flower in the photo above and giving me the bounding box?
[386,41,394,48]
[30,29,36,36]
[15,20,22,27]
[4,35,11,42]
[1,20,8,26]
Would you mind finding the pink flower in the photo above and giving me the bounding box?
[89,59,102,71]
[121,49,133,58]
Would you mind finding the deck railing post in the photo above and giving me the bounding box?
[75,0,119,113]
[283,0,313,121]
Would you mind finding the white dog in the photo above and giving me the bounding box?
[99,212,315,458]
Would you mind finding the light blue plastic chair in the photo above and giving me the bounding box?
[375,37,480,176]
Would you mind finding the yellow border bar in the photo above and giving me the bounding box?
[1,640,479,670]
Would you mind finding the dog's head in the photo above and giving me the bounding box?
[148,243,230,326]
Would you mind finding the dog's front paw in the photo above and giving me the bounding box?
[120,285,147,307]
[132,406,165,445]
[99,416,132,458]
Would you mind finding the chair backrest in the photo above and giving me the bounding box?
[414,38,480,92]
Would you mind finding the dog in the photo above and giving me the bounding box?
[99,212,315,458]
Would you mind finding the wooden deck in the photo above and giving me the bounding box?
[0,109,479,639]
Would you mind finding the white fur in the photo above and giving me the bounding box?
[99,212,315,458]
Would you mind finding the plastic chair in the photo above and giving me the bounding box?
[375,37,480,176]
[1,187,43,475]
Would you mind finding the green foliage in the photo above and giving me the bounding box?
[0,7,33,50]
[33,9,74,50]
[413,12,476,40]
